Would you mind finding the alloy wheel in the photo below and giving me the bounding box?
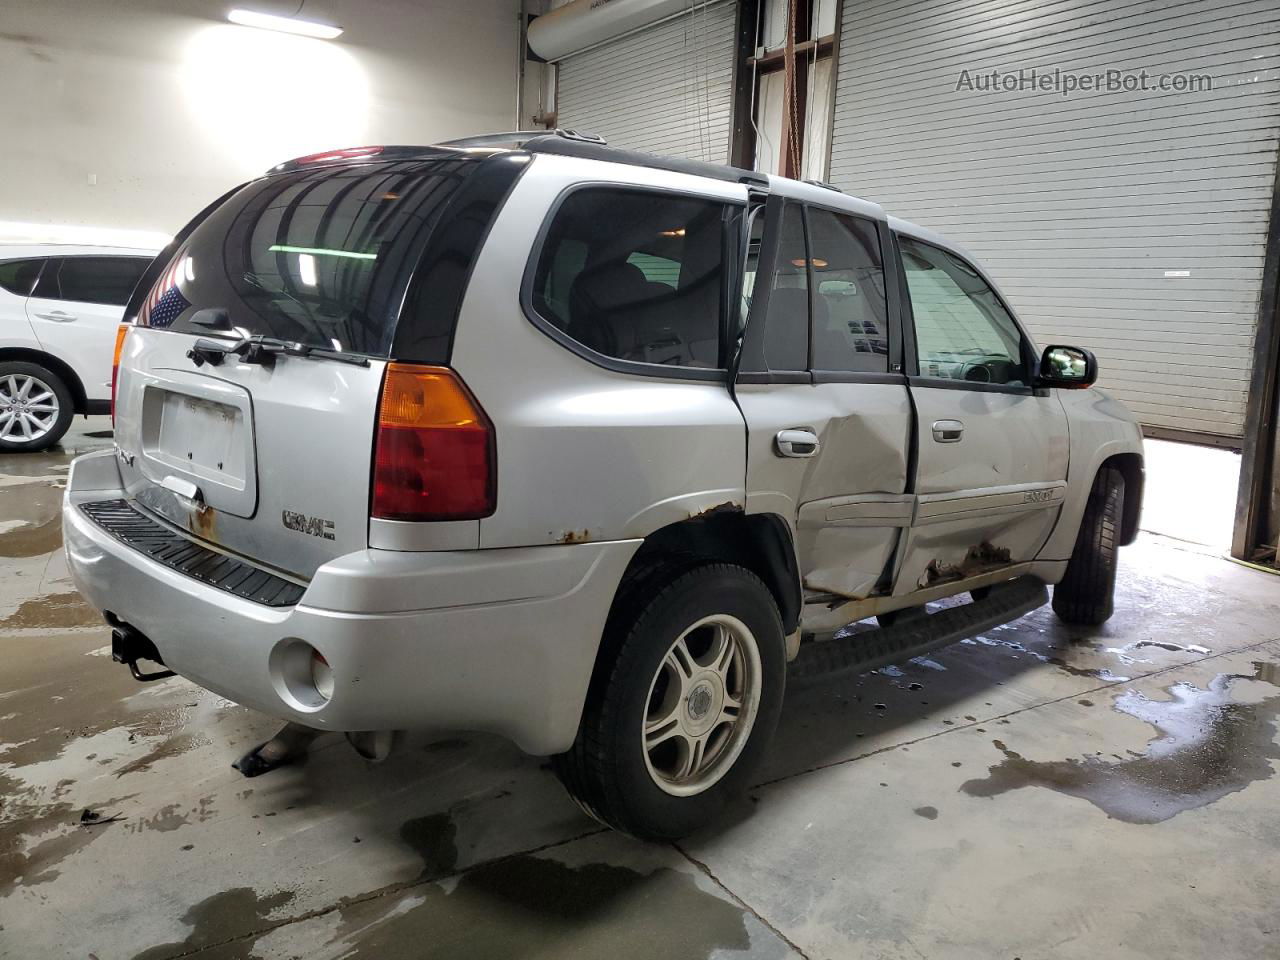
[0,374,60,444]
[641,613,762,797]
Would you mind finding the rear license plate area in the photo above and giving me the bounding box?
[155,391,246,486]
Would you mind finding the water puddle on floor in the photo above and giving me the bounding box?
[964,634,1134,682]
[127,806,757,960]
[0,482,64,557]
[960,661,1280,823]
[0,592,99,629]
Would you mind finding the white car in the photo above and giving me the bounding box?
[64,133,1144,838]
[0,244,157,449]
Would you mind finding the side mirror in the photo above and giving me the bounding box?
[1037,344,1097,389]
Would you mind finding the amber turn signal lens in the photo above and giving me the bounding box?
[110,323,131,423]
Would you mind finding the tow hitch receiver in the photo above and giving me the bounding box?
[108,617,176,682]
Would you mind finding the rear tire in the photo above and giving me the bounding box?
[1052,466,1125,626]
[0,361,74,452]
[554,562,786,840]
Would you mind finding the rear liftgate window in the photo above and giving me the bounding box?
[136,156,521,360]
[531,188,731,369]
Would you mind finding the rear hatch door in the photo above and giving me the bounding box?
[112,155,487,579]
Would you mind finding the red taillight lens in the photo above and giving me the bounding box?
[110,324,130,423]
[371,364,495,521]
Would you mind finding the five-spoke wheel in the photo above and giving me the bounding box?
[555,562,785,839]
[642,614,761,796]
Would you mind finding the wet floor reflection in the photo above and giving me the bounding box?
[961,661,1280,823]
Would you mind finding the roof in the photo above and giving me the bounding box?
[0,243,159,259]
[264,130,903,225]
[267,130,770,187]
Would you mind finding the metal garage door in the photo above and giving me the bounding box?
[556,1,737,163]
[827,0,1280,442]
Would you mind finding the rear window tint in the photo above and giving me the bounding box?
[0,258,45,296]
[138,159,481,356]
[531,188,730,370]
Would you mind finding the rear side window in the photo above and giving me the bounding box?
[531,188,730,370]
[32,256,150,306]
[807,209,888,373]
[137,159,486,357]
[0,259,45,296]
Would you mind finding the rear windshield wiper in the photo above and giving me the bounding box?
[187,335,370,369]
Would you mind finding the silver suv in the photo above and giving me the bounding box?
[64,132,1144,838]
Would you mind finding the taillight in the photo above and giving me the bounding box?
[110,324,130,423]
[371,364,495,521]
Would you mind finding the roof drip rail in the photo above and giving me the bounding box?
[437,129,607,149]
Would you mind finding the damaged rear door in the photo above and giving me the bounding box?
[893,232,1069,594]
[737,197,912,603]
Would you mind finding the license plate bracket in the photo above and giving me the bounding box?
[137,374,258,517]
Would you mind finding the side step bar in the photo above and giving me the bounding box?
[788,576,1049,682]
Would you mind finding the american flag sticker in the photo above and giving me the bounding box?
[139,248,192,329]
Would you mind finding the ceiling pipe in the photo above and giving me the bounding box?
[527,0,717,61]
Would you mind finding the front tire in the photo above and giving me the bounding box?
[1052,466,1125,626]
[0,362,74,452]
[555,563,786,839]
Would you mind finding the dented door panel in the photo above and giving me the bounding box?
[893,386,1070,595]
[739,381,912,601]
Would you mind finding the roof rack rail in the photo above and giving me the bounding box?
[436,128,607,149]
[802,178,843,193]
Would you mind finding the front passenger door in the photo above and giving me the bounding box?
[892,234,1069,594]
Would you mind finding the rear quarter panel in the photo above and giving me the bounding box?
[0,292,39,348]
[450,156,751,549]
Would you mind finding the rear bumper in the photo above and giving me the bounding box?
[63,450,640,754]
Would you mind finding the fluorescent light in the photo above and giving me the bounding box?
[297,252,317,286]
[268,244,375,260]
[227,9,343,39]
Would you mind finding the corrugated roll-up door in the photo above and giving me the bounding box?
[827,0,1280,442]
[556,1,737,163]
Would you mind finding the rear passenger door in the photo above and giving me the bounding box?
[26,256,151,401]
[893,233,1069,594]
[0,258,46,347]
[737,198,913,602]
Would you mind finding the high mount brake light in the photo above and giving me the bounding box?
[371,364,495,522]
[293,146,384,165]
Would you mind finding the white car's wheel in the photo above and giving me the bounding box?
[0,362,74,452]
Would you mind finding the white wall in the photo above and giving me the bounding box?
[0,0,518,242]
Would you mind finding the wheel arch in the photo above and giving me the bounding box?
[1101,452,1144,546]
[0,347,88,414]
[614,510,802,635]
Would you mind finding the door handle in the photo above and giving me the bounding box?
[932,419,964,443]
[775,428,820,458]
[35,311,77,323]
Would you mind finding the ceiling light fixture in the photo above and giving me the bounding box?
[227,8,343,39]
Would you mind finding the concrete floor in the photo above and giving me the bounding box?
[2,420,1278,960]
